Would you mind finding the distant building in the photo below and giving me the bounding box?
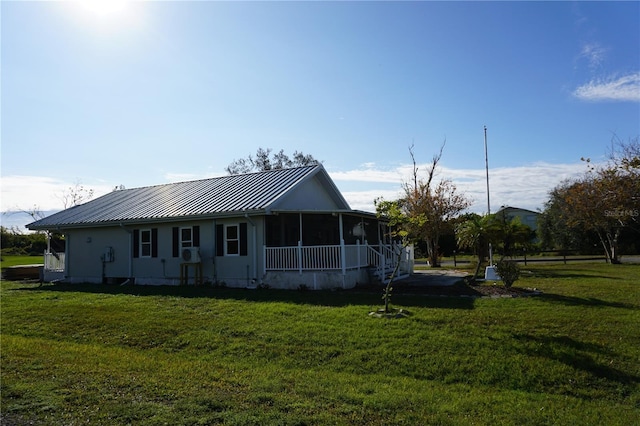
[494,206,540,231]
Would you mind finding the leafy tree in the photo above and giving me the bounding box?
[493,214,535,257]
[455,213,499,280]
[226,148,320,175]
[540,136,639,263]
[373,198,410,315]
[377,143,471,267]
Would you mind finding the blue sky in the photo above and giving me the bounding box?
[2,1,639,230]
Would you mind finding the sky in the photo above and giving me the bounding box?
[2,0,639,230]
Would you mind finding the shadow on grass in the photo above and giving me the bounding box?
[521,266,622,281]
[512,333,640,387]
[537,293,637,309]
[13,282,477,310]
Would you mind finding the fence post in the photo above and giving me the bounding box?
[523,249,527,266]
[298,241,303,274]
[453,251,457,267]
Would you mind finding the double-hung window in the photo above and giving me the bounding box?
[133,228,158,258]
[172,226,200,258]
[181,227,193,248]
[226,225,239,256]
[140,229,152,257]
[216,223,247,257]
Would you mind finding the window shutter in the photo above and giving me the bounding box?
[151,228,158,258]
[193,225,200,247]
[133,229,140,258]
[172,227,179,257]
[216,224,224,257]
[240,223,248,256]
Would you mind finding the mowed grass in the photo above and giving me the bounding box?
[0,255,44,268]
[2,264,639,425]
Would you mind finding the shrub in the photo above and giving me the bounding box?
[496,259,520,288]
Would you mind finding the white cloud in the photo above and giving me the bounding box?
[579,42,608,70]
[573,72,640,102]
[1,162,589,230]
[332,161,588,214]
[0,176,113,212]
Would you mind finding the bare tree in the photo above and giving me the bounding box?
[59,180,94,209]
[226,148,320,175]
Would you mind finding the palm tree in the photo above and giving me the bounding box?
[455,214,499,281]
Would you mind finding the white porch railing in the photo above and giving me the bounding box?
[264,242,408,277]
[265,244,368,271]
[45,252,65,272]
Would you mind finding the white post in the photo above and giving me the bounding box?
[339,213,346,277]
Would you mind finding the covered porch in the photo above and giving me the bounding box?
[262,211,413,288]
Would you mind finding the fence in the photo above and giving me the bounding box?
[450,250,607,266]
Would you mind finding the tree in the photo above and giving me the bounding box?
[59,180,94,209]
[377,143,471,267]
[226,148,320,175]
[540,136,640,263]
[373,198,410,316]
[455,213,499,281]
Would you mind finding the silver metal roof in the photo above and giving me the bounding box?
[28,165,349,230]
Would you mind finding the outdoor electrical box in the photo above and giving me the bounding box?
[103,246,114,263]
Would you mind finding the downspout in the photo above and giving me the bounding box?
[244,213,257,283]
[120,224,133,279]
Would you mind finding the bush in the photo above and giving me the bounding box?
[496,259,520,288]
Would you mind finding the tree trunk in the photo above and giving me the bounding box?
[426,237,440,267]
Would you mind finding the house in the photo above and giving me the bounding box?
[27,165,413,289]
[494,206,540,232]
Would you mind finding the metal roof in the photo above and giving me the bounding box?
[27,165,349,230]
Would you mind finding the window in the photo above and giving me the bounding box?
[133,228,158,258]
[140,229,152,257]
[181,227,193,248]
[172,226,200,258]
[216,223,247,257]
[226,225,239,255]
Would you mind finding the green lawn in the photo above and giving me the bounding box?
[0,255,44,268]
[2,263,639,425]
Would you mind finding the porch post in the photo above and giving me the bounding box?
[339,213,346,277]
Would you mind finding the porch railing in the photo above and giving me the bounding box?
[45,252,65,272]
[264,242,373,272]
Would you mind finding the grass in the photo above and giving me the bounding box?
[2,263,639,425]
[0,254,44,269]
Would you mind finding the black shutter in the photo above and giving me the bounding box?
[216,224,224,257]
[193,225,200,247]
[151,228,158,258]
[172,227,179,257]
[133,229,139,258]
[240,223,248,256]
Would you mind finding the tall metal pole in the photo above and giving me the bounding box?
[484,125,493,266]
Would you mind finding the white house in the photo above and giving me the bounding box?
[28,165,413,290]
